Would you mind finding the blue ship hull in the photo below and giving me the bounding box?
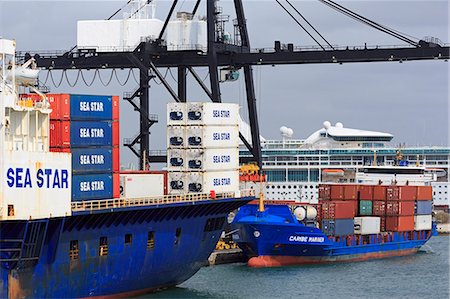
[0,197,252,298]
[232,204,434,267]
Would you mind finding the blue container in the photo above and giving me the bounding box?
[71,148,113,173]
[69,95,113,120]
[415,200,432,215]
[70,121,112,147]
[72,173,113,201]
[322,219,354,236]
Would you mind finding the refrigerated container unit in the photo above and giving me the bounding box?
[186,170,239,194]
[120,173,166,198]
[167,102,187,125]
[167,126,186,148]
[185,102,239,126]
[354,217,381,235]
[185,125,239,148]
[414,215,432,230]
[168,172,187,195]
[167,149,186,171]
[185,148,239,171]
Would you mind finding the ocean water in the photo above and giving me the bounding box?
[145,236,449,299]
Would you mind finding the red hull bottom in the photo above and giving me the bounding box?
[248,248,418,268]
[84,284,172,299]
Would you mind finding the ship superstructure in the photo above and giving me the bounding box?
[239,121,450,208]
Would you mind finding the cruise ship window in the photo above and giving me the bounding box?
[147,232,155,249]
[99,237,108,256]
[69,240,79,261]
[125,234,132,246]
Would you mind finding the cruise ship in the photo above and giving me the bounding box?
[239,121,450,208]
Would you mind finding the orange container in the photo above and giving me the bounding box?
[318,185,331,200]
[330,185,345,200]
[47,94,71,120]
[112,96,120,121]
[344,184,358,200]
[386,216,414,232]
[113,172,120,198]
[358,185,373,200]
[373,186,387,200]
[112,121,120,147]
[398,186,417,201]
[321,200,356,219]
[417,186,433,201]
[386,201,415,216]
[112,146,120,173]
[386,186,399,200]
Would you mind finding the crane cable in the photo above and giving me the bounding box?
[285,0,334,50]
[275,0,326,50]
[318,0,419,47]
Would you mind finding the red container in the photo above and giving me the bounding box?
[417,186,433,201]
[49,120,71,147]
[386,186,399,200]
[113,172,120,198]
[321,201,356,219]
[359,185,373,200]
[112,146,120,173]
[386,216,415,232]
[47,94,71,120]
[112,96,120,121]
[398,186,417,201]
[318,185,331,200]
[372,201,386,216]
[330,185,345,200]
[380,217,386,232]
[112,121,120,147]
[344,185,358,200]
[386,201,415,216]
[373,186,387,200]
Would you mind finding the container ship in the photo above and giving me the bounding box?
[0,39,254,297]
[232,169,436,267]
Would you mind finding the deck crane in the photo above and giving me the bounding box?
[17,0,450,171]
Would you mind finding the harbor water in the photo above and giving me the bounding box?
[144,236,449,298]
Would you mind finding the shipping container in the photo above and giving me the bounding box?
[321,201,356,219]
[113,173,120,198]
[414,215,432,231]
[386,186,399,201]
[120,173,165,198]
[398,186,417,201]
[330,185,344,200]
[359,200,373,216]
[112,146,120,173]
[373,186,387,200]
[167,126,185,148]
[185,125,239,148]
[186,102,239,126]
[385,215,415,232]
[386,201,415,216]
[417,186,433,200]
[72,173,113,201]
[70,148,113,173]
[168,172,187,195]
[358,185,373,200]
[344,184,358,200]
[167,149,186,171]
[167,102,186,126]
[112,121,120,147]
[321,219,354,236]
[354,217,381,235]
[186,170,239,194]
[380,217,386,232]
[46,94,118,121]
[372,201,386,216]
[185,148,239,171]
[415,200,432,215]
[318,185,331,200]
[50,120,113,147]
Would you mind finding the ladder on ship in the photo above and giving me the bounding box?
[0,220,49,269]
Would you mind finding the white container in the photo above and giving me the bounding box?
[166,14,207,51]
[186,102,239,126]
[1,151,72,220]
[354,217,381,235]
[77,18,164,52]
[168,172,187,195]
[167,102,187,126]
[120,173,165,198]
[167,126,186,148]
[186,170,239,194]
[167,149,186,171]
[186,148,239,171]
[414,215,432,231]
[186,125,239,148]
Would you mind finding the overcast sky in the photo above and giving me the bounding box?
[1,0,448,167]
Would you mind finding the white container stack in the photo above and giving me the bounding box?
[167,102,239,195]
[414,215,432,231]
[354,217,381,235]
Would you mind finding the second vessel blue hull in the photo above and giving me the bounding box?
[1,197,252,298]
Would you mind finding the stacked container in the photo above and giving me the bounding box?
[167,102,239,195]
[415,186,433,231]
[45,94,120,201]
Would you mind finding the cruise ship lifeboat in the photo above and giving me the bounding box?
[322,169,344,176]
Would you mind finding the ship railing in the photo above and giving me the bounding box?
[71,189,256,212]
